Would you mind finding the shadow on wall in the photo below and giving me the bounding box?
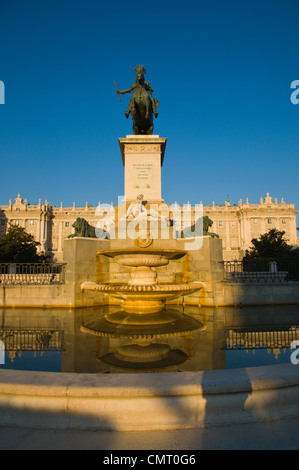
[200,367,252,445]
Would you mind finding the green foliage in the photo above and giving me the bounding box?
[0,225,45,263]
[243,228,299,261]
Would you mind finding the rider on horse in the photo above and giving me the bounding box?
[117,65,159,119]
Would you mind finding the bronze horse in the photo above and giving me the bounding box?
[116,65,159,135]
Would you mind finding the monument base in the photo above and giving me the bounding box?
[119,135,167,203]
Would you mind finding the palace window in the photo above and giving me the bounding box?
[0,220,5,226]
[267,219,272,224]
[65,222,69,227]
[282,219,287,224]
[29,220,35,226]
[218,221,223,227]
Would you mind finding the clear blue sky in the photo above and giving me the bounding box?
[0,0,298,218]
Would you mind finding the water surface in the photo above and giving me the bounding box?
[0,305,298,374]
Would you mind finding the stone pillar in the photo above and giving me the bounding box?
[225,220,230,249]
[239,213,245,251]
[244,216,251,248]
[63,237,111,308]
[58,222,63,252]
[118,135,167,203]
[290,215,297,245]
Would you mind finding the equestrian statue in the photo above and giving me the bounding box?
[115,65,159,135]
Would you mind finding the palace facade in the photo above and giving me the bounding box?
[0,192,297,262]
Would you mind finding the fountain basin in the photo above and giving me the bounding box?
[98,249,187,265]
[81,281,205,313]
[1,364,299,430]
[1,306,299,431]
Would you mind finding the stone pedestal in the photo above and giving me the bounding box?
[64,236,224,308]
[63,237,111,307]
[119,135,167,203]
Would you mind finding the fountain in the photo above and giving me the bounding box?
[81,248,204,315]
[81,246,205,369]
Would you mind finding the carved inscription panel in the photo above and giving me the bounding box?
[133,163,153,188]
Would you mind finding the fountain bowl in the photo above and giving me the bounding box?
[81,248,205,314]
[81,281,205,313]
[97,249,188,266]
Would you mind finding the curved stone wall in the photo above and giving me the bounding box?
[0,364,298,430]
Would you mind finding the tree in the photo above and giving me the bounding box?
[243,228,299,261]
[0,225,45,263]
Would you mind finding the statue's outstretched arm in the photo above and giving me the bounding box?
[118,85,135,95]
[145,81,154,93]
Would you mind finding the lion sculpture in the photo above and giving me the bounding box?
[180,215,219,239]
[68,217,97,238]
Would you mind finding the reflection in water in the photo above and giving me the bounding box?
[81,308,203,370]
[225,325,299,369]
[0,305,298,373]
[100,343,189,370]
